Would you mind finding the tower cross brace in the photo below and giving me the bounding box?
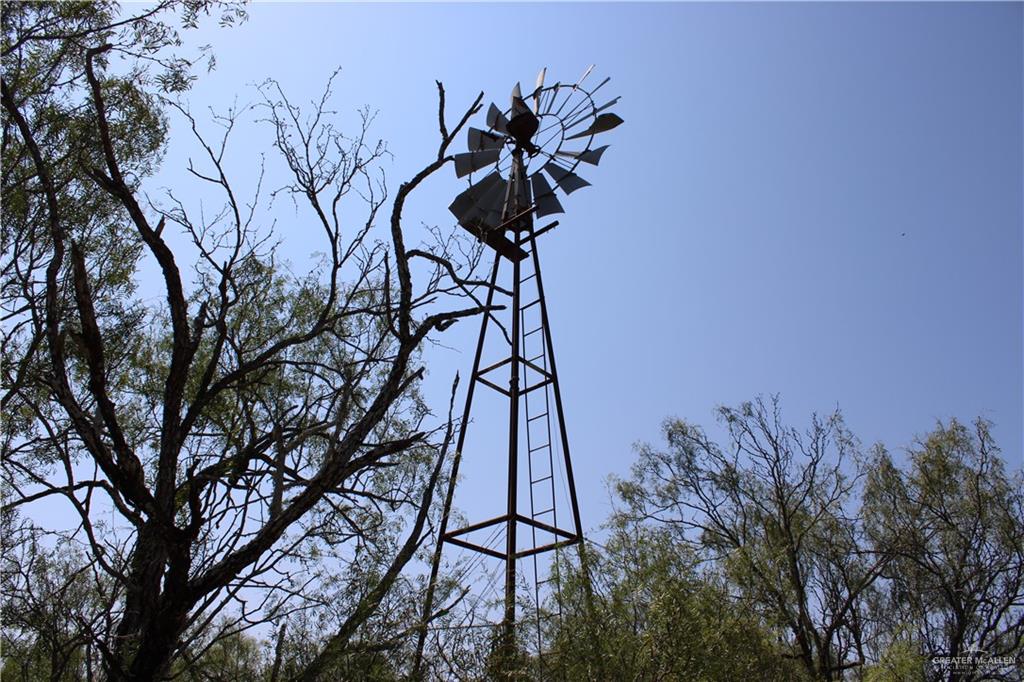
[415,148,584,674]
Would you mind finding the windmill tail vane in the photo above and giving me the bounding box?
[414,65,622,679]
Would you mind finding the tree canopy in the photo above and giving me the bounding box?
[3,2,495,679]
[607,397,1023,682]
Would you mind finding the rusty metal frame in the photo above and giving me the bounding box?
[417,140,583,678]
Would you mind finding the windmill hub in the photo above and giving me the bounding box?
[507,84,540,152]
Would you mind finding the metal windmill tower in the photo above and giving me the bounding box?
[416,66,622,677]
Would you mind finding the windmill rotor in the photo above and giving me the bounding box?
[449,66,623,258]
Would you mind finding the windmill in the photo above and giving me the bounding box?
[415,66,622,678]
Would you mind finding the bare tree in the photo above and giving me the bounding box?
[2,2,496,679]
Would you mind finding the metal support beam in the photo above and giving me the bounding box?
[415,145,584,680]
[502,149,526,657]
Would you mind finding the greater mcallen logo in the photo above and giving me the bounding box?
[930,644,1017,676]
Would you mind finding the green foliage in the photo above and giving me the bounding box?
[167,619,404,682]
[607,399,1023,682]
[547,524,805,681]
[863,638,927,682]
[863,418,1024,674]
[4,2,434,680]
[1,535,108,682]
[173,630,264,682]
[482,630,533,682]
[614,397,875,680]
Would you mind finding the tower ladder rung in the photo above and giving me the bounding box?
[522,299,542,310]
[530,474,553,485]
[529,443,550,453]
[533,507,555,517]
[527,412,549,423]
[524,326,544,337]
[527,353,546,363]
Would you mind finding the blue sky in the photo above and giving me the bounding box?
[148,2,1023,535]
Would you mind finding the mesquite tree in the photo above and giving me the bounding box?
[864,419,1024,682]
[2,2,493,679]
[617,396,888,681]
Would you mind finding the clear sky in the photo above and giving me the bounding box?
[146,2,1023,536]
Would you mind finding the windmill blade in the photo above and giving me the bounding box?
[574,64,595,89]
[542,83,561,116]
[459,195,506,232]
[476,176,510,232]
[543,162,591,194]
[589,76,611,98]
[564,95,620,130]
[458,176,507,230]
[449,171,502,222]
[477,176,510,218]
[484,209,504,230]
[451,177,527,261]
[468,127,503,151]
[555,145,609,166]
[550,68,594,120]
[592,96,620,116]
[471,170,503,198]
[530,172,564,218]
[487,103,509,133]
[454,149,501,178]
[562,80,613,129]
[533,67,546,112]
[565,113,624,141]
